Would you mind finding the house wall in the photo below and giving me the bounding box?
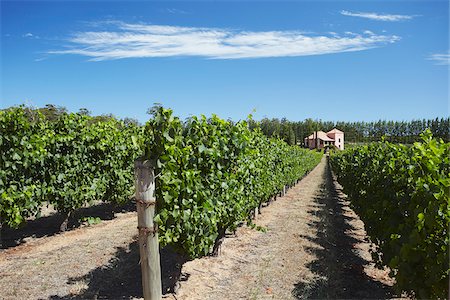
[334,132,344,150]
[306,138,328,149]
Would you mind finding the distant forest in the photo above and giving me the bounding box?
[7,104,449,145]
[249,117,449,145]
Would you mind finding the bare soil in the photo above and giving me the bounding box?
[0,157,401,299]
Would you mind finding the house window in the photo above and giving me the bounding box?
[338,138,341,142]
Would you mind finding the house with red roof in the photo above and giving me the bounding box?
[304,128,344,150]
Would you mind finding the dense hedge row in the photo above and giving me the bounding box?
[0,107,142,230]
[144,107,323,258]
[330,131,449,299]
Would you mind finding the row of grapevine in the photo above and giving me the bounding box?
[1,106,322,258]
[330,131,449,299]
[0,107,142,230]
[143,107,323,258]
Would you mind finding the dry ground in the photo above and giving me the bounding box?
[0,157,400,299]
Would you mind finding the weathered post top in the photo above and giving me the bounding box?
[134,159,156,204]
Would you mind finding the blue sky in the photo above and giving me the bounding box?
[1,1,448,123]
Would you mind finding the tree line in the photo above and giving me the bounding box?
[20,104,141,126]
[5,104,448,145]
[249,117,450,145]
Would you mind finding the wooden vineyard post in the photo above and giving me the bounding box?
[134,159,162,300]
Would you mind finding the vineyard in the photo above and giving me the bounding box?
[143,107,322,257]
[330,131,450,299]
[1,106,449,299]
[0,106,322,257]
[0,107,142,231]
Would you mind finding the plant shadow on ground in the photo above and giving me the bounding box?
[292,159,396,299]
[1,201,136,249]
[49,242,189,299]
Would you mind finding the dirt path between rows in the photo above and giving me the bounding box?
[0,156,400,299]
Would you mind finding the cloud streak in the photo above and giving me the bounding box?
[163,8,188,14]
[341,10,415,22]
[50,21,400,61]
[428,53,450,65]
[23,32,40,39]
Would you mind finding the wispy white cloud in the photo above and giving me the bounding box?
[23,32,40,39]
[34,57,49,62]
[163,8,188,14]
[49,21,400,61]
[341,10,415,22]
[428,53,450,65]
